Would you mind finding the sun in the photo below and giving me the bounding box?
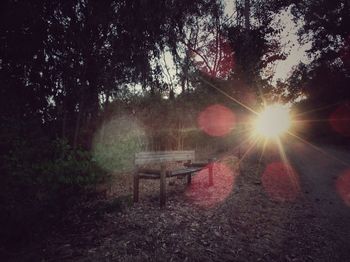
[253,104,291,139]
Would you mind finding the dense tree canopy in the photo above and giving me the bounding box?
[285,0,350,104]
[4,0,349,251]
[0,0,224,146]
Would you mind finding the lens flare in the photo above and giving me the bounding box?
[329,103,350,137]
[198,104,236,137]
[92,116,147,173]
[336,170,350,206]
[185,163,236,208]
[253,104,291,139]
[192,36,235,79]
[262,162,300,202]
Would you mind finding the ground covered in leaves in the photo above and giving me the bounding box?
[4,153,350,261]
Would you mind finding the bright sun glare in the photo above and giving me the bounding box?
[254,104,291,139]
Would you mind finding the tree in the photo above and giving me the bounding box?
[280,0,350,141]
[0,0,223,147]
[284,0,350,105]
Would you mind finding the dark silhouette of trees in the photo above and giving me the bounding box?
[4,0,345,253]
[282,0,350,141]
[0,0,226,249]
[0,0,224,146]
[287,0,350,102]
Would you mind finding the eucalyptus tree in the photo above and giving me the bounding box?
[288,0,350,104]
[0,0,224,148]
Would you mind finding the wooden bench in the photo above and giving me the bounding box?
[133,151,214,207]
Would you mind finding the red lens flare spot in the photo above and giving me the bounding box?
[262,162,300,202]
[336,170,350,206]
[192,36,235,79]
[241,91,257,107]
[329,103,350,137]
[198,104,236,137]
[185,163,236,208]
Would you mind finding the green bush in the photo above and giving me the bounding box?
[4,138,107,189]
[39,138,106,187]
[92,116,147,173]
[0,137,108,247]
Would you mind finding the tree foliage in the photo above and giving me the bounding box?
[280,0,350,140]
[286,0,350,104]
[0,0,310,248]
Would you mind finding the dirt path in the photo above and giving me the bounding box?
[37,160,312,262]
[286,141,350,260]
[6,147,350,261]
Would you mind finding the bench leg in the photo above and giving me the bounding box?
[187,173,192,185]
[160,164,166,208]
[208,163,214,186]
[238,146,242,174]
[133,171,139,203]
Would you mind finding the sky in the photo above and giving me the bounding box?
[156,1,312,96]
[223,1,311,81]
[271,9,311,81]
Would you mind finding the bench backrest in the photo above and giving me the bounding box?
[135,151,195,165]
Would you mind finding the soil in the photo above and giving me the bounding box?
[3,147,350,261]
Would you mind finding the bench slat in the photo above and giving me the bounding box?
[169,167,203,177]
[133,150,214,207]
[138,167,204,179]
[139,173,160,179]
[135,150,195,165]
[136,151,194,156]
[184,162,209,168]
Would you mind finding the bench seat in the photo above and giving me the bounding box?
[138,166,204,179]
[133,151,213,207]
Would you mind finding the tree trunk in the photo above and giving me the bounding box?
[61,105,67,139]
[244,0,250,30]
[73,103,82,150]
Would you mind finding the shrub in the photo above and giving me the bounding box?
[0,137,108,247]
